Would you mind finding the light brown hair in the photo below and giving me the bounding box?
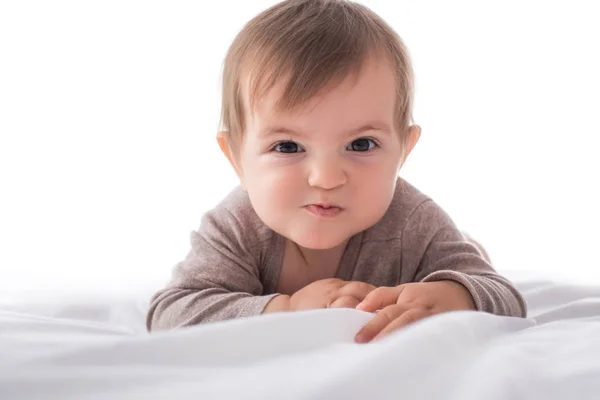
[220,0,415,159]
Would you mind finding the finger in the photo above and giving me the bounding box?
[356,286,405,312]
[373,308,430,341]
[354,304,410,344]
[328,295,361,309]
[323,279,349,297]
[337,282,376,302]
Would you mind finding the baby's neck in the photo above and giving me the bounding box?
[295,240,348,272]
[276,239,349,295]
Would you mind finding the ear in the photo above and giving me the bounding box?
[217,131,246,189]
[402,125,421,162]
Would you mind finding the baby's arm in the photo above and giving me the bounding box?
[146,203,376,332]
[146,208,278,332]
[402,200,527,318]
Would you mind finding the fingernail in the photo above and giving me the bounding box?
[356,301,366,310]
[354,334,367,343]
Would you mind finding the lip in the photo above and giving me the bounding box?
[305,204,344,218]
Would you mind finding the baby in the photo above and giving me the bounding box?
[147,0,526,343]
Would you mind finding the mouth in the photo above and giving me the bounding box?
[304,203,344,218]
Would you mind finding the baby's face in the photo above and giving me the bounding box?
[238,58,405,250]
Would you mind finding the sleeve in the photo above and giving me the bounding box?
[401,200,527,318]
[146,207,280,332]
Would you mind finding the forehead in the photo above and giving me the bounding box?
[245,57,397,135]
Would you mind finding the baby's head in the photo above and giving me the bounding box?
[217,0,421,250]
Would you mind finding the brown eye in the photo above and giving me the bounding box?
[273,141,304,153]
[347,138,377,152]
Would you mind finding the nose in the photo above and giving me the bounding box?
[307,155,347,190]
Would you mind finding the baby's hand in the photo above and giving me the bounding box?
[354,281,476,343]
[289,278,376,311]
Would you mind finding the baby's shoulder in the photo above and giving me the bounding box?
[199,185,274,247]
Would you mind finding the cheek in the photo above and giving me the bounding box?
[245,160,304,206]
[349,153,400,184]
[348,156,399,215]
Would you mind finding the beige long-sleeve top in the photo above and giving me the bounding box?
[147,178,526,331]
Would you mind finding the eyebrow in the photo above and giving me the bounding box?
[258,122,391,138]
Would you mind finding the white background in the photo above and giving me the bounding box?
[1,0,598,300]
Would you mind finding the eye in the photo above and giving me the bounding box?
[346,138,378,152]
[272,141,304,153]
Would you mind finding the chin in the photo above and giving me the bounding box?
[293,233,347,250]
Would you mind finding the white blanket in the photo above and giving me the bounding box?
[1,278,599,400]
